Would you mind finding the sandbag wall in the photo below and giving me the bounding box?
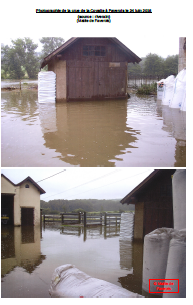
[172,169,186,230]
[163,229,186,298]
[119,213,134,270]
[157,69,186,111]
[38,71,56,103]
[142,169,186,298]
[142,228,176,294]
[142,228,186,298]
[160,75,176,105]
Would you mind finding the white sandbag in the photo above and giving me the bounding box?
[49,264,144,298]
[172,169,186,230]
[119,213,134,270]
[180,90,186,111]
[157,79,165,100]
[170,69,186,109]
[38,71,56,103]
[120,212,134,240]
[162,75,175,105]
[142,228,176,294]
[163,229,186,298]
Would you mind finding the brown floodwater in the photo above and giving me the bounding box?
[1,213,159,298]
[1,90,186,167]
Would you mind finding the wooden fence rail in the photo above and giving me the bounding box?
[43,212,121,227]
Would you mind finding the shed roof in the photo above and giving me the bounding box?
[1,174,46,195]
[120,169,175,204]
[40,37,141,69]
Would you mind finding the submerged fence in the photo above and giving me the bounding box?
[43,212,121,227]
[127,74,168,88]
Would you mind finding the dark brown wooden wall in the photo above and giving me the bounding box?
[137,170,175,237]
[61,38,129,62]
[48,38,129,100]
[67,61,127,100]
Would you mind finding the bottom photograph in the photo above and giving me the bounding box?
[1,168,186,298]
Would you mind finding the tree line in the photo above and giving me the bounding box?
[128,53,178,77]
[1,37,65,79]
[40,199,134,214]
[1,37,178,79]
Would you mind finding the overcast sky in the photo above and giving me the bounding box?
[1,35,179,59]
[1,168,154,202]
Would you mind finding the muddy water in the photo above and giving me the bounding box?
[1,213,157,298]
[1,90,186,167]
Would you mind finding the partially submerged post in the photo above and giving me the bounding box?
[83,212,86,227]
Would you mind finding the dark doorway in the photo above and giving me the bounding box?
[21,208,34,226]
[1,194,14,225]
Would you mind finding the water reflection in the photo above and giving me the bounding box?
[41,100,138,166]
[1,225,46,278]
[1,91,186,166]
[44,223,121,241]
[2,215,166,298]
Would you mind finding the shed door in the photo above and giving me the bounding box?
[21,208,34,226]
[67,60,93,100]
[67,61,126,100]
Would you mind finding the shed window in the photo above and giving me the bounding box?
[83,45,106,57]
[25,184,30,188]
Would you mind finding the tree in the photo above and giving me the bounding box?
[143,53,165,75]
[24,38,39,78]
[39,37,65,59]
[1,38,39,79]
[164,55,178,76]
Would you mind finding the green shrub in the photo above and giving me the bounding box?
[137,82,157,95]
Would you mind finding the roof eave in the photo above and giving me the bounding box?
[16,176,46,195]
[120,170,160,204]
[40,37,141,69]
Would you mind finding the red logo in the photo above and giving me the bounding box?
[149,279,179,293]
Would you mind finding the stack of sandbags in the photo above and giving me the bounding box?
[119,213,134,270]
[172,169,186,230]
[38,71,56,103]
[49,264,144,298]
[170,69,186,109]
[163,229,186,298]
[142,228,176,294]
[157,79,165,100]
[162,75,175,105]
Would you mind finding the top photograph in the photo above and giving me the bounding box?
[1,37,186,167]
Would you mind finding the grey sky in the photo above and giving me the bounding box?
[2,35,179,59]
[1,168,154,202]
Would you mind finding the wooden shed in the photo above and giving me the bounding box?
[120,169,176,239]
[40,37,141,102]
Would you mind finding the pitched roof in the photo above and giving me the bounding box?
[40,37,141,69]
[1,174,46,195]
[120,169,175,204]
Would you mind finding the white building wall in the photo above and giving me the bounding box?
[1,176,41,226]
[19,181,41,225]
[1,176,16,194]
